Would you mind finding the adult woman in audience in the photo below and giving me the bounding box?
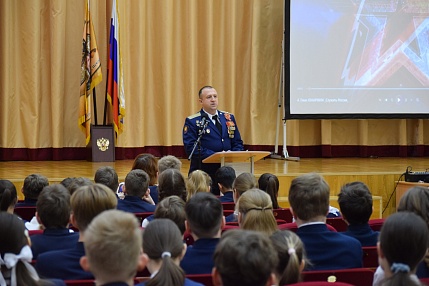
[136,219,203,286]
[142,169,187,227]
[258,173,279,209]
[0,212,65,286]
[270,229,306,285]
[226,172,258,222]
[377,212,428,286]
[373,186,429,285]
[129,153,160,204]
[186,170,211,201]
[0,179,17,214]
[237,188,278,235]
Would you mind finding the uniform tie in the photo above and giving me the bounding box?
[213,115,222,134]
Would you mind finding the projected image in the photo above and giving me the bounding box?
[289,0,429,116]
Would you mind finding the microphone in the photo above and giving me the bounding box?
[200,113,209,127]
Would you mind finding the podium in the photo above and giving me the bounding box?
[202,151,270,174]
[396,181,429,205]
[87,125,115,162]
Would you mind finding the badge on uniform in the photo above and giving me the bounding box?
[183,125,188,134]
[206,129,210,133]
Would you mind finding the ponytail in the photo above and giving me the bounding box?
[147,252,185,286]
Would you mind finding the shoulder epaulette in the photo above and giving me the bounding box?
[187,113,200,120]
[218,110,234,116]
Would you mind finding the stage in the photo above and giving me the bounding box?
[3,157,428,218]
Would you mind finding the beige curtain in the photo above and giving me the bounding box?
[1,0,428,157]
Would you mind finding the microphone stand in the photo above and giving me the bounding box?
[188,120,209,170]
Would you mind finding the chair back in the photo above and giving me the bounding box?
[221,202,235,210]
[65,280,95,286]
[302,268,374,286]
[362,246,379,268]
[273,208,293,223]
[326,217,348,232]
[14,206,36,221]
[368,218,384,231]
[134,212,154,224]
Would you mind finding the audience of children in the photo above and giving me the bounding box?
[30,184,79,259]
[94,166,120,197]
[81,209,146,286]
[337,181,379,246]
[36,183,117,280]
[212,229,278,286]
[215,166,236,203]
[180,192,224,274]
[137,218,203,286]
[270,229,306,285]
[376,212,428,286]
[288,172,362,270]
[236,188,277,235]
[258,173,280,209]
[15,174,49,207]
[0,179,17,213]
[117,169,156,213]
[186,170,211,201]
[153,195,187,235]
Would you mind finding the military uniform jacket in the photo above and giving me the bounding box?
[183,109,244,174]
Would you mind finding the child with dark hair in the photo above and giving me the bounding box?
[16,174,49,207]
[130,153,159,204]
[142,169,186,227]
[154,196,186,235]
[270,230,306,285]
[117,169,156,213]
[0,179,17,213]
[136,219,203,286]
[258,173,279,209]
[94,166,119,195]
[0,212,65,286]
[215,166,236,203]
[212,229,278,286]
[180,192,225,274]
[30,184,79,259]
[338,181,379,246]
[377,212,428,286]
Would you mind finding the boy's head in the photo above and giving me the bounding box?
[81,209,145,284]
[154,195,186,235]
[338,181,373,225]
[158,155,182,174]
[70,183,118,232]
[22,174,49,200]
[213,229,278,286]
[36,184,71,229]
[215,166,236,192]
[124,169,150,197]
[288,173,330,222]
[185,192,224,239]
[68,177,93,195]
[94,166,119,193]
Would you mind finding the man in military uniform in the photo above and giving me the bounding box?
[183,86,243,195]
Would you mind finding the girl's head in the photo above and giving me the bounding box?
[158,169,187,202]
[237,188,278,235]
[0,212,40,285]
[143,219,186,286]
[258,173,280,209]
[132,153,158,186]
[232,172,257,202]
[270,230,306,285]
[397,186,429,228]
[0,179,17,213]
[186,170,211,201]
[379,212,428,286]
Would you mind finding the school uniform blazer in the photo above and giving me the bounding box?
[342,223,379,247]
[31,228,79,259]
[36,242,94,280]
[183,109,243,175]
[15,198,38,207]
[116,195,156,213]
[180,238,220,274]
[296,223,363,270]
[149,185,159,204]
[219,191,234,203]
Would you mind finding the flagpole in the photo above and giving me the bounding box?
[103,67,109,125]
[87,0,98,126]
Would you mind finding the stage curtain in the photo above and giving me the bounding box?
[1,0,429,158]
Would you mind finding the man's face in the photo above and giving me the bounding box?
[199,88,218,114]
